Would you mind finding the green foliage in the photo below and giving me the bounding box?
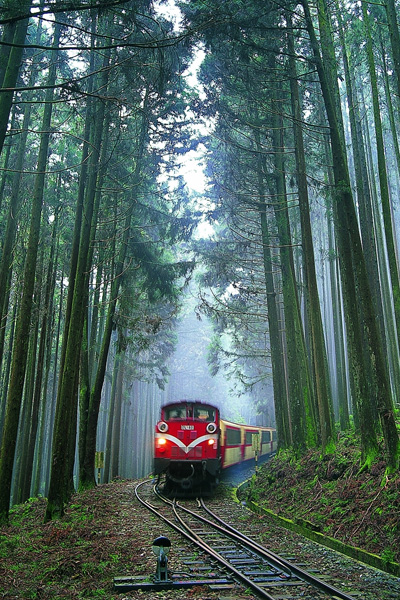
[66,503,94,524]
[9,497,43,526]
[245,438,400,565]
[0,533,19,558]
[381,548,396,565]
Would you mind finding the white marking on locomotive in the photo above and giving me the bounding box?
[156,433,218,453]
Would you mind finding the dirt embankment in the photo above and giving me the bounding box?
[245,437,400,565]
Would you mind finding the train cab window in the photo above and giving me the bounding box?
[164,406,185,420]
[193,405,216,422]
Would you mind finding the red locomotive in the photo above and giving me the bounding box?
[154,400,276,492]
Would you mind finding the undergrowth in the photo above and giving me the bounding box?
[245,433,400,565]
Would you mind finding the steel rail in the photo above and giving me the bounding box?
[176,496,293,577]
[135,480,279,600]
[198,497,358,600]
[156,485,358,600]
[138,481,359,600]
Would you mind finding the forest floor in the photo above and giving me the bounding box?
[245,432,400,566]
[0,436,399,599]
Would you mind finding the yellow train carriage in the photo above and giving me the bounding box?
[260,428,277,456]
[220,419,276,469]
[220,419,243,467]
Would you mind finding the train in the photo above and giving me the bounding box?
[154,400,277,493]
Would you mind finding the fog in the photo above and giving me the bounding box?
[165,299,274,427]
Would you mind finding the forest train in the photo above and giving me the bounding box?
[154,400,277,492]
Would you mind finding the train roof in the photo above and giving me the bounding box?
[161,400,218,408]
[221,418,275,431]
[160,402,275,430]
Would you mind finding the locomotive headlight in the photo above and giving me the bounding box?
[206,422,217,433]
[208,438,215,445]
[158,421,168,433]
[157,437,167,452]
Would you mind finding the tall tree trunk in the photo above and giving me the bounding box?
[0,13,44,372]
[301,0,400,469]
[384,0,400,104]
[269,85,317,452]
[88,247,105,380]
[361,1,400,349]
[31,209,61,497]
[0,297,17,433]
[22,212,59,500]
[45,41,111,518]
[380,34,400,195]
[0,104,16,215]
[253,115,291,449]
[110,350,125,480]
[103,339,119,483]
[79,104,149,488]
[79,108,112,478]
[286,14,334,450]
[0,0,32,156]
[53,11,97,408]
[0,21,62,522]
[14,249,43,504]
[34,265,65,498]
[336,1,400,409]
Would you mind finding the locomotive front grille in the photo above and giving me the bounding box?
[171,447,203,458]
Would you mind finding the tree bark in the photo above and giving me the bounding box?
[45,43,111,518]
[301,0,399,469]
[0,0,32,156]
[286,14,335,450]
[0,20,61,522]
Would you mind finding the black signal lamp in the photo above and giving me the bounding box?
[152,536,171,582]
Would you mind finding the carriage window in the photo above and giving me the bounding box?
[226,428,241,446]
[245,431,253,445]
[262,431,271,443]
[193,405,216,422]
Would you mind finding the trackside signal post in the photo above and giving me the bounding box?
[113,536,231,592]
[252,433,260,474]
[152,536,171,582]
[95,451,104,484]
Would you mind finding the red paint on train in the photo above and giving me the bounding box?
[154,400,276,491]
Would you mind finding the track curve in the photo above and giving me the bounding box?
[134,479,360,600]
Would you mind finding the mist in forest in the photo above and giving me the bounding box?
[165,299,274,427]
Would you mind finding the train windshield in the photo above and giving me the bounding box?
[164,405,186,420]
[193,404,217,422]
[163,403,217,422]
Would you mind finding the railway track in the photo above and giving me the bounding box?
[126,479,361,600]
